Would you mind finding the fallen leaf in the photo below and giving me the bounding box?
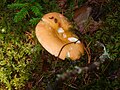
[73,5,102,34]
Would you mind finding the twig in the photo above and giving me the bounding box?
[57,41,79,59]
[63,83,78,90]
[84,41,91,64]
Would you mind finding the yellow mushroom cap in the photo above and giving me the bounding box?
[35,12,84,60]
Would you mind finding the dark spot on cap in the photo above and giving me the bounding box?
[54,18,58,23]
[49,16,54,19]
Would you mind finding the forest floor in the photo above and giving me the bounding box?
[0,0,120,90]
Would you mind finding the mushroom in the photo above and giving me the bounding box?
[35,12,84,60]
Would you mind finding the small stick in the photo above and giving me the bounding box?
[57,39,81,59]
